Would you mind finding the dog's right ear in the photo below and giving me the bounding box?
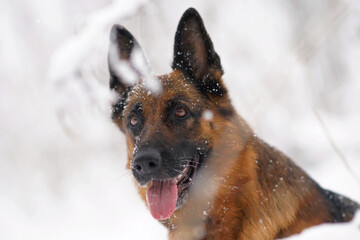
[108,24,144,96]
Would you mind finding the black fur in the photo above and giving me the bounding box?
[321,188,360,222]
[172,8,225,98]
[111,86,132,120]
[108,24,142,94]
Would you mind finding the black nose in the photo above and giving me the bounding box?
[132,149,162,177]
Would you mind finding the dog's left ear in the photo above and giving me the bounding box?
[172,8,225,96]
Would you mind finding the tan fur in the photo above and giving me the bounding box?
[113,70,358,240]
[110,9,358,239]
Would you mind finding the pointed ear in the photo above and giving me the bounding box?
[172,8,223,84]
[108,24,146,95]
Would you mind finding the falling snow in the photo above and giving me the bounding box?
[202,110,214,121]
[0,1,359,240]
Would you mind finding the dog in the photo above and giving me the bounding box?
[108,8,359,240]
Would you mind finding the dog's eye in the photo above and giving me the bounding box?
[175,107,187,118]
[130,114,139,126]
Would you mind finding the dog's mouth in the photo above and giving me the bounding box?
[146,159,198,220]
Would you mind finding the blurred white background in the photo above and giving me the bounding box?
[0,0,359,239]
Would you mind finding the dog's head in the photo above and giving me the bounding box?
[108,8,238,220]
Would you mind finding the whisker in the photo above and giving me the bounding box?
[177,156,194,160]
[169,167,191,179]
[180,159,203,166]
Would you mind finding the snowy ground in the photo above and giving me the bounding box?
[0,0,359,239]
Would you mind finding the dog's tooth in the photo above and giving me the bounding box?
[176,174,183,182]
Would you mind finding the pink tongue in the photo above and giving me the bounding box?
[146,179,178,220]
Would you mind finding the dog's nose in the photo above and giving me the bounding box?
[132,149,162,176]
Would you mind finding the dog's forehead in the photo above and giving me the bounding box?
[126,70,201,108]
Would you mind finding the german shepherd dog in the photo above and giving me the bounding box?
[108,8,359,240]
